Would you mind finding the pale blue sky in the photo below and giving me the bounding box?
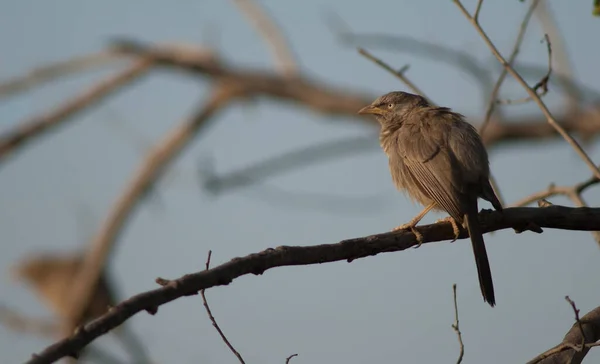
[1,1,599,363]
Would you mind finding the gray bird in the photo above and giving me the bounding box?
[358,91,502,307]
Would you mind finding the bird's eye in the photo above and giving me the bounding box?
[387,103,394,109]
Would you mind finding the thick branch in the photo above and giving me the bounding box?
[25,205,600,364]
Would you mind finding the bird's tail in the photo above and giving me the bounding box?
[464,204,496,307]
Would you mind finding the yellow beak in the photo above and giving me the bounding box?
[358,105,385,115]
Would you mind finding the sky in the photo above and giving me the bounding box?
[1,0,599,363]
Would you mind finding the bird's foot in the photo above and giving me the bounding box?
[435,216,462,242]
[392,223,424,248]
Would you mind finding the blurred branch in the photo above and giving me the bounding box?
[232,0,298,76]
[0,304,58,337]
[0,51,119,98]
[454,0,600,180]
[200,134,376,192]
[25,205,600,364]
[63,85,238,352]
[357,48,433,105]
[0,58,152,166]
[0,304,126,364]
[2,38,600,168]
[327,16,494,95]
[528,302,600,364]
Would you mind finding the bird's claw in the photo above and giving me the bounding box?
[392,223,424,248]
[435,217,462,242]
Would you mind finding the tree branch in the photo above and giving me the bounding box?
[24,205,600,364]
[0,59,152,165]
[62,85,239,350]
[454,0,600,180]
[232,0,298,76]
[527,303,600,364]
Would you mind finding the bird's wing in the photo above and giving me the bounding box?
[398,123,464,221]
[447,118,489,186]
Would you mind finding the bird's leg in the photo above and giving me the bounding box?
[392,202,436,248]
[435,216,462,242]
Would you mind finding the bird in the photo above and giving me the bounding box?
[358,91,502,307]
[12,252,152,362]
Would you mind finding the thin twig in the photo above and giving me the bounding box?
[511,173,600,244]
[497,34,553,105]
[534,0,583,111]
[357,48,435,106]
[480,0,540,136]
[201,250,245,364]
[232,0,298,76]
[453,0,600,181]
[450,284,464,364]
[565,296,587,351]
[285,354,299,363]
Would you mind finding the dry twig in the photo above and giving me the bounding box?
[453,0,600,181]
[357,48,433,105]
[200,251,245,364]
[512,172,600,244]
[527,301,600,364]
[497,34,552,105]
[24,205,600,364]
[450,284,464,364]
[480,0,540,136]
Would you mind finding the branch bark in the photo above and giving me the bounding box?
[24,205,600,364]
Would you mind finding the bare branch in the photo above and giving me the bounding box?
[451,284,464,364]
[0,51,119,98]
[527,303,600,364]
[62,86,238,349]
[357,48,434,105]
[24,205,600,364]
[232,0,298,76]
[285,354,299,363]
[200,251,245,364]
[511,170,600,244]
[534,0,583,111]
[480,0,540,136]
[0,59,152,165]
[453,0,600,180]
[497,34,552,105]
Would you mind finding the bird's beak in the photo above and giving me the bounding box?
[358,105,385,116]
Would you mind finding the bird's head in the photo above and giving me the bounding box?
[358,91,429,124]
